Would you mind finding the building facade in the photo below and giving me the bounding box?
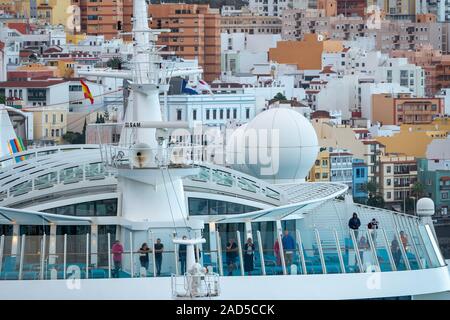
[379,155,418,209]
[149,4,221,82]
[371,93,444,125]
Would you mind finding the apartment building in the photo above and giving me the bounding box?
[330,149,354,186]
[336,0,366,17]
[391,48,450,96]
[371,93,444,125]
[379,155,418,209]
[71,0,129,40]
[221,10,282,35]
[281,9,443,52]
[248,0,293,17]
[308,148,330,182]
[149,4,221,82]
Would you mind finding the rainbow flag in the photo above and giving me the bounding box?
[8,137,26,162]
[80,80,94,105]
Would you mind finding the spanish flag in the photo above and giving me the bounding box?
[80,80,94,105]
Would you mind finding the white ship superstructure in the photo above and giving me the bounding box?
[0,0,449,300]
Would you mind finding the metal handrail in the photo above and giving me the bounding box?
[295,230,307,275]
[381,228,397,271]
[314,228,327,274]
[333,229,346,274]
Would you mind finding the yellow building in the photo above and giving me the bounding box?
[376,119,450,158]
[308,148,330,182]
[36,0,72,26]
[28,108,68,144]
[66,33,87,45]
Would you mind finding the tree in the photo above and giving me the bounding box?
[367,194,385,208]
[272,92,287,101]
[411,182,425,199]
[62,131,84,144]
[0,95,5,104]
[361,181,378,197]
[106,57,124,70]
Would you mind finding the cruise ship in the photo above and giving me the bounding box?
[0,0,449,300]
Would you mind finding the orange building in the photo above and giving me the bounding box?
[318,0,337,17]
[392,47,450,96]
[268,34,344,71]
[371,93,444,126]
[148,4,221,82]
[71,0,132,40]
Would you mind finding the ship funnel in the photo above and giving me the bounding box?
[130,143,153,168]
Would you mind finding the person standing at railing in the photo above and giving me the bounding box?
[367,218,379,244]
[348,212,361,240]
[400,231,409,251]
[138,243,150,272]
[274,239,281,266]
[243,238,255,276]
[179,236,188,275]
[111,240,124,278]
[391,238,402,267]
[226,238,238,276]
[154,238,164,276]
[282,230,295,267]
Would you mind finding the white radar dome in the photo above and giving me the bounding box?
[226,108,319,184]
[417,198,435,217]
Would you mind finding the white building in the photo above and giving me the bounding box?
[163,93,257,128]
[374,57,425,97]
[436,88,450,115]
[359,82,412,120]
[248,0,293,16]
[0,79,70,109]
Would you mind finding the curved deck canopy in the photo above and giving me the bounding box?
[0,207,92,225]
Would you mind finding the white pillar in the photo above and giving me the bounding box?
[11,224,20,257]
[209,222,217,266]
[48,224,57,265]
[90,224,98,266]
[244,221,252,241]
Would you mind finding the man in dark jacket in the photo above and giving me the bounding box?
[348,212,361,240]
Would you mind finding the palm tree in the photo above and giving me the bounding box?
[106,57,124,70]
[411,182,425,199]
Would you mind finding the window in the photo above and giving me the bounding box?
[226,109,230,119]
[387,179,391,186]
[233,109,237,119]
[315,173,320,179]
[45,114,48,123]
[387,166,391,173]
[442,192,449,200]
[206,109,210,120]
[213,109,217,120]
[220,109,224,119]
[246,108,250,119]
[193,109,197,121]
[176,109,182,121]
[387,192,391,199]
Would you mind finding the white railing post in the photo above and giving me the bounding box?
[295,230,307,275]
[40,234,46,280]
[18,234,25,280]
[366,230,380,271]
[150,232,156,277]
[314,229,327,274]
[107,233,111,278]
[277,232,287,275]
[63,234,67,279]
[0,235,4,274]
[333,229,346,274]
[129,232,134,278]
[396,229,411,270]
[256,231,266,276]
[216,231,224,276]
[85,233,89,279]
[236,230,244,276]
[381,229,396,271]
[350,229,363,273]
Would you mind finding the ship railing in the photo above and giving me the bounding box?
[0,224,445,281]
[0,145,100,172]
[0,161,116,203]
[99,143,204,170]
[171,273,220,299]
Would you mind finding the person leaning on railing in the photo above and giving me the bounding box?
[348,212,361,240]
